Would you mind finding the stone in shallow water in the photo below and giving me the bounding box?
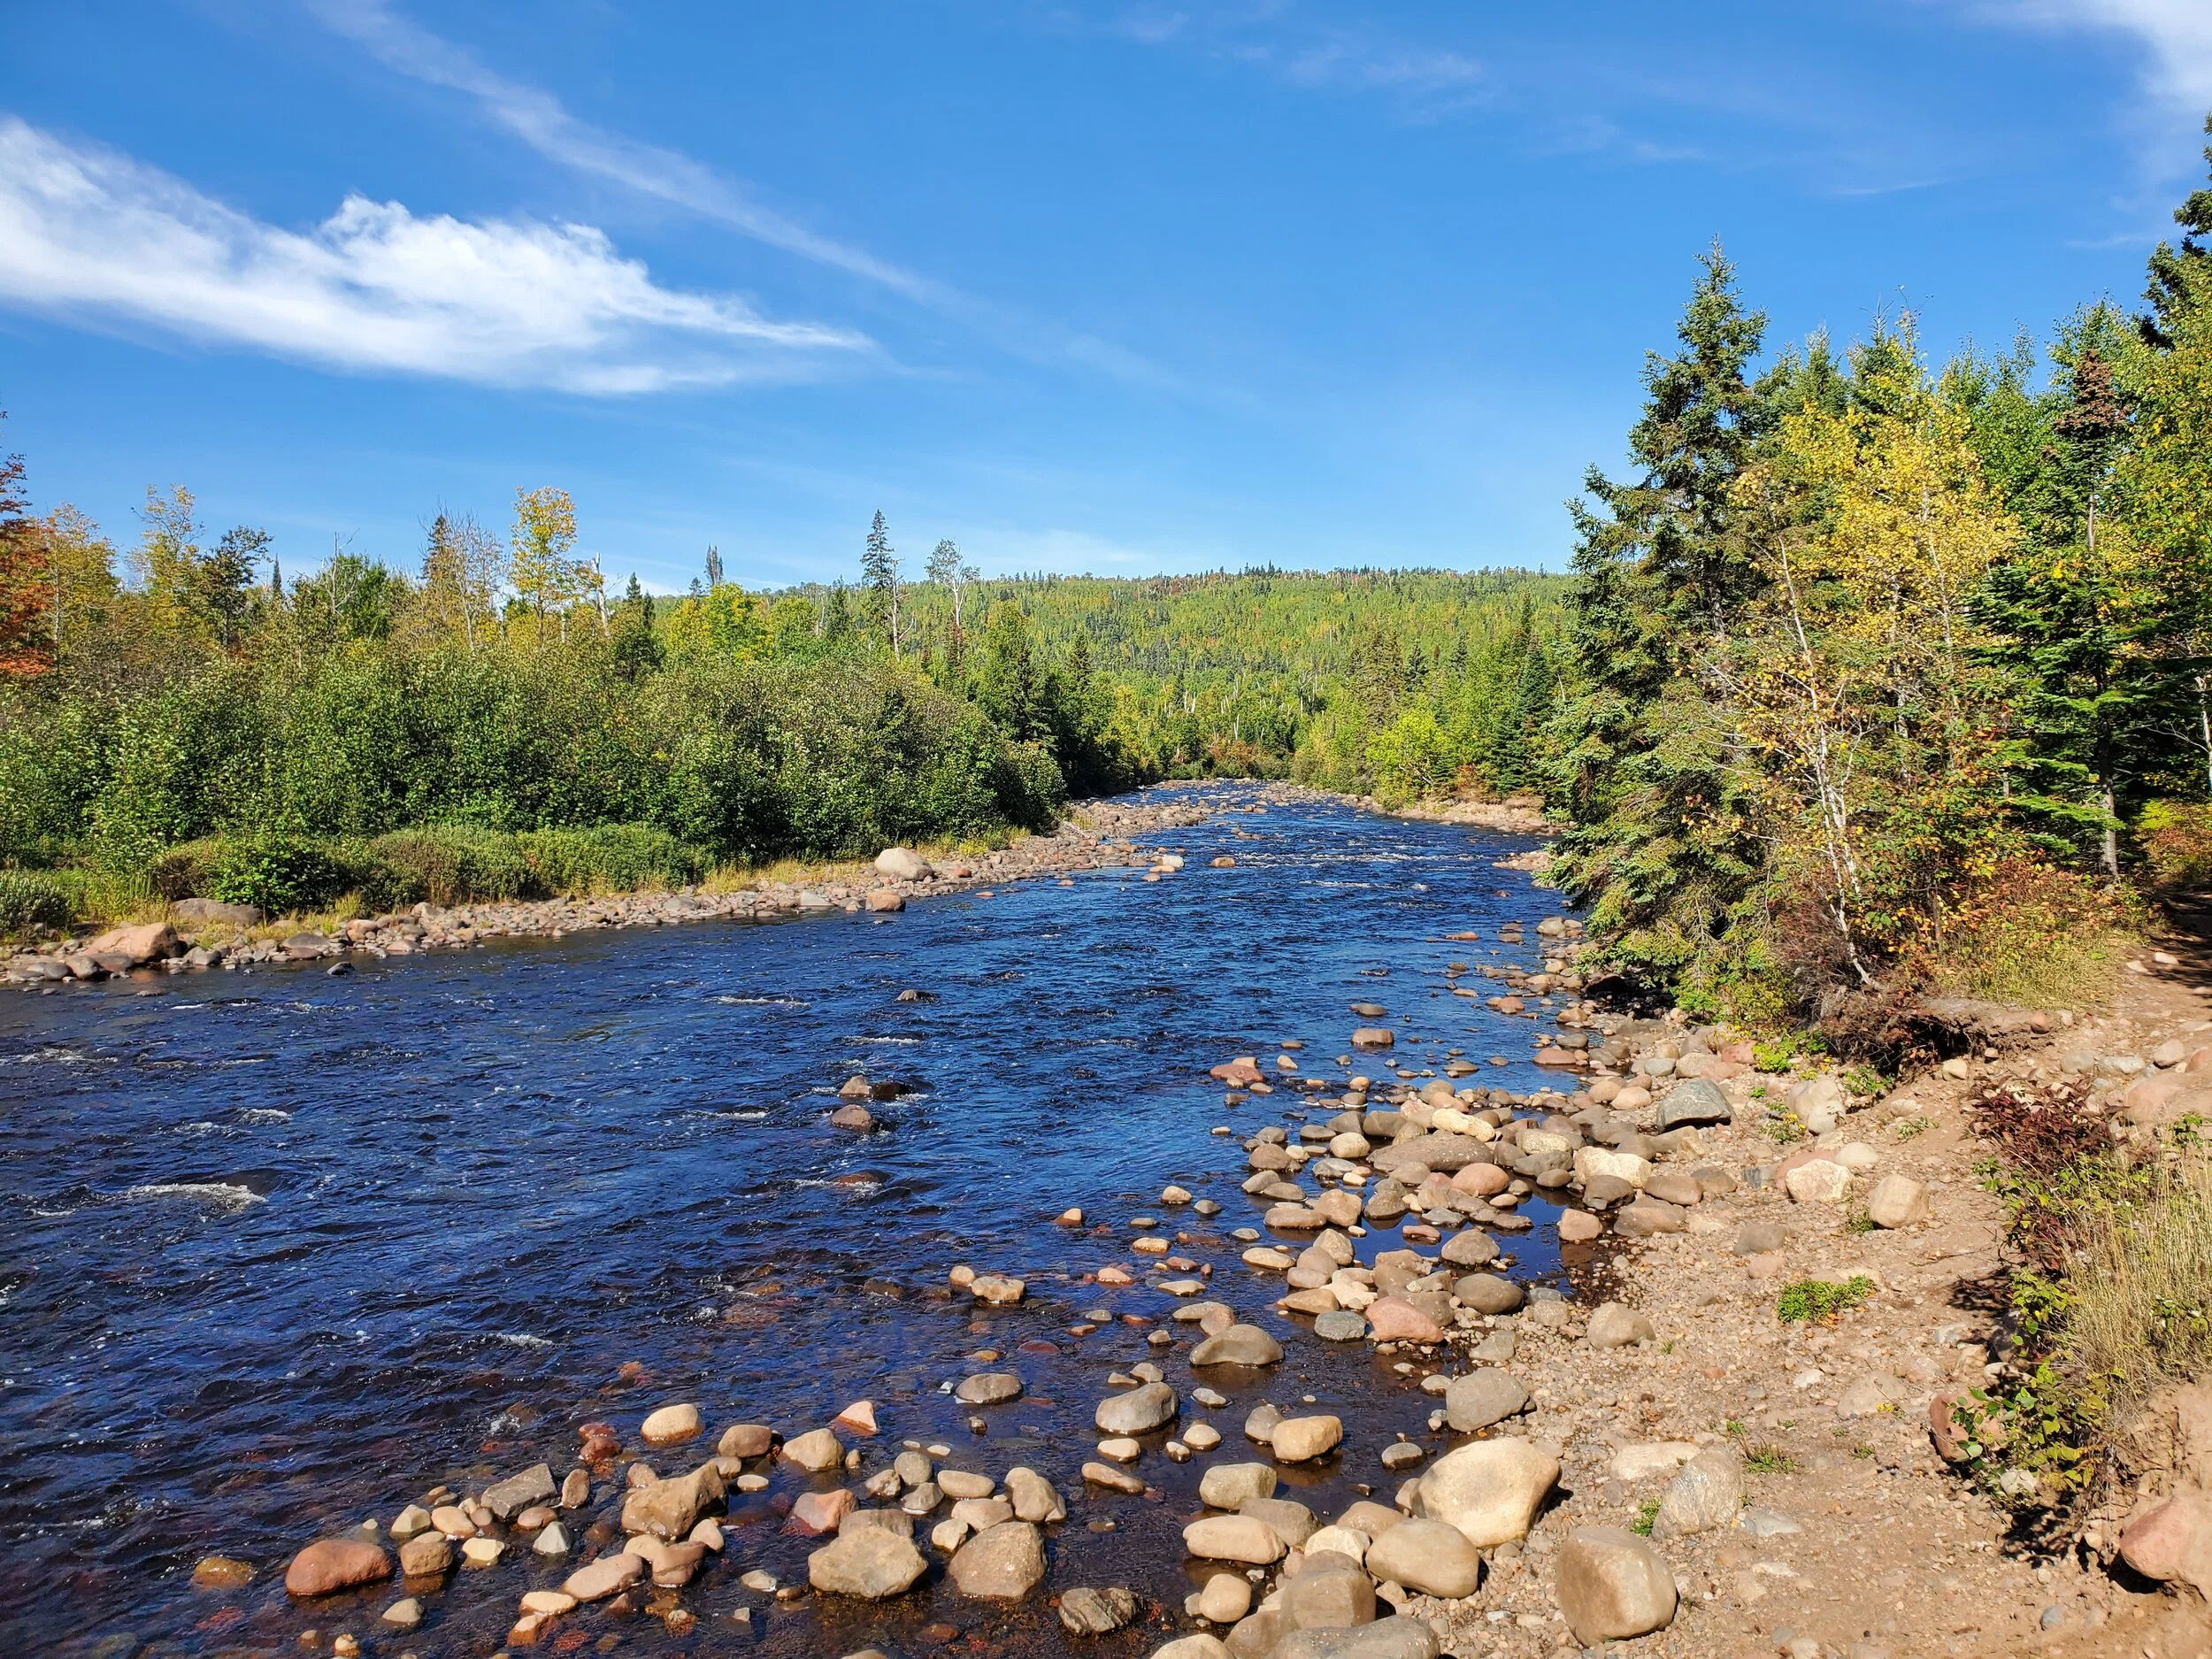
[954,1372,1023,1405]
[948,1521,1044,1599]
[1198,1463,1277,1509]
[482,1463,557,1522]
[1084,1462,1146,1494]
[1445,1371,1528,1432]
[1191,1325,1285,1367]
[285,1537,391,1598]
[782,1428,844,1471]
[1270,1415,1342,1463]
[1061,1585,1141,1634]
[807,1527,927,1599]
[1095,1381,1178,1434]
[1183,1514,1286,1563]
[641,1403,702,1445]
[1313,1310,1368,1342]
[1007,1467,1065,1523]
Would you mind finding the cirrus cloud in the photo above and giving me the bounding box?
[0,117,870,395]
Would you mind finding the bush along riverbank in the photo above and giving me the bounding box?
[0,792,1224,988]
[184,873,2210,1659]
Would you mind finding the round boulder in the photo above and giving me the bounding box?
[1184,1513,1286,1564]
[1419,1439,1559,1548]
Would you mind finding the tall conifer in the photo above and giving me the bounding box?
[1547,247,1771,986]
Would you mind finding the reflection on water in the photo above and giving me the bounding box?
[0,786,1579,1657]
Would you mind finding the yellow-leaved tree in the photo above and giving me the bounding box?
[1727,333,2018,986]
[510,487,583,640]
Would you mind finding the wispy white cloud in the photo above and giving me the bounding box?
[304,0,948,303]
[1993,1,2212,108]
[1098,3,1488,118]
[305,0,1182,389]
[0,118,867,394]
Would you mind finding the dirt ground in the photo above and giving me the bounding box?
[1398,938,2212,1659]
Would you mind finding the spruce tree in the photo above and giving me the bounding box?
[1973,326,2156,874]
[1547,247,1771,988]
[2143,112,2212,349]
[861,511,902,654]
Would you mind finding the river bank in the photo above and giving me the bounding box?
[0,790,1241,989]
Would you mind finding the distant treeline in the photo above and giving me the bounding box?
[0,472,1563,918]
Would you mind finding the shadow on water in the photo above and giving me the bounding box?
[0,785,1586,1656]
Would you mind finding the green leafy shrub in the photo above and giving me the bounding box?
[2139,800,2212,891]
[207,833,349,917]
[515,825,706,896]
[1743,1444,1798,1474]
[1776,1276,1874,1324]
[367,826,534,907]
[146,837,223,901]
[0,868,73,933]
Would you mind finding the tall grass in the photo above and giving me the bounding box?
[2064,1146,2212,1416]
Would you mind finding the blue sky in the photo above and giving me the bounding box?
[4,2,2209,592]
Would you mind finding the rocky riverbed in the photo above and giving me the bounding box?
[8,785,2209,1659]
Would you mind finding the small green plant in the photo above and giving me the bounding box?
[1841,1064,1886,1097]
[1660,1339,1676,1355]
[1631,1497,1661,1535]
[1752,1037,1797,1073]
[1844,1197,1877,1234]
[0,868,73,933]
[1763,1106,1807,1144]
[1893,1115,1933,1140]
[1744,1444,1797,1474]
[1776,1276,1875,1324]
[1852,1443,1874,1459]
[1723,1417,1747,1438]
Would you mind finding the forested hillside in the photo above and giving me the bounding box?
[1548,119,2212,1031]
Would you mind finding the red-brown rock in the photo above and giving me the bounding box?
[284,1537,390,1597]
[1365,1295,1445,1343]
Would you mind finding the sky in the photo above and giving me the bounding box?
[3,2,2210,593]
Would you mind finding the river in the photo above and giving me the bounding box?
[0,785,1581,1658]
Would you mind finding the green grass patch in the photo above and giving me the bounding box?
[1631,1497,1661,1535]
[1743,1444,1797,1475]
[1776,1276,1875,1324]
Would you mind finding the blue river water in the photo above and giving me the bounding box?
[0,785,1582,1658]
